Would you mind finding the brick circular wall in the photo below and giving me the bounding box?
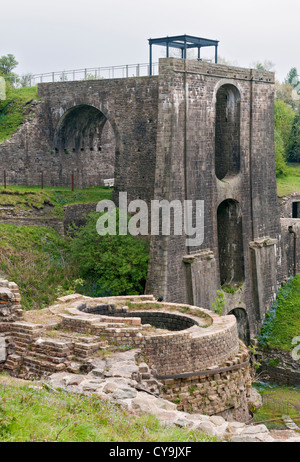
[140,307,240,377]
[77,299,240,377]
[78,303,198,331]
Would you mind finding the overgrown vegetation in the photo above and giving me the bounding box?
[257,275,300,351]
[0,85,39,142]
[0,374,219,442]
[0,185,113,219]
[253,382,300,430]
[211,290,226,315]
[0,223,77,310]
[69,211,149,297]
[276,163,300,196]
[0,199,150,308]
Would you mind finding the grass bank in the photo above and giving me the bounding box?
[257,275,300,351]
[0,86,39,142]
[0,223,77,310]
[0,374,218,442]
[0,185,113,219]
[253,383,300,430]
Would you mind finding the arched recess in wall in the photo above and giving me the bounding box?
[228,308,250,345]
[215,84,241,180]
[217,199,245,287]
[53,104,117,183]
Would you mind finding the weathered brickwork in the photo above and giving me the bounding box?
[146,59,282,340]
[160,343,251,422]
[257,347,300,386]
[0,288,252,420]
[0,279,23,323]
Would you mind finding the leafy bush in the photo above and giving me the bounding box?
[0,86,39,142]
[69,211,149,297]
[274,129,288,177]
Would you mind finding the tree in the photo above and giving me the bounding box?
[274,99,295,157]
[0,54,18,76]
[289,112,300,163]
[252,60,275,72]
[274,129,288,176]
[285,67,299,87]
[19,73,34,88]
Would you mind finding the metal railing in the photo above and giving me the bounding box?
[4,62,159,88]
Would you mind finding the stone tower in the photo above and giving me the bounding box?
[145,58,282,341]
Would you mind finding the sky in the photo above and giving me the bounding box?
[1,0,299,82]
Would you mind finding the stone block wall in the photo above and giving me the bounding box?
[0,279,23,323]
[279,193,300,219]
[0,76,159,209]
[63,202,98,234]
[258,347,300,386]
[140,311,239,377]
[160,343,251,422]
[280,218,300,279]
[146,58,282,339]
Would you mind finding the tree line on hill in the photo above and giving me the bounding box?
[1,54,299,176]
[274,67,300,175]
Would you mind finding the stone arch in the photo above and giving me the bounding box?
[215,84,241,180]
[217,198,245,287]
[53,104,118,186]
[228,307,250,345]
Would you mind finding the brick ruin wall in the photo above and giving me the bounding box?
[0,77,158,204]
[0,281,252,422]
[278,194,300,279]
[257,348,300,386]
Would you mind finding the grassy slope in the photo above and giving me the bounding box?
[257,275,300,351]
[0,374,218,442]
[276,164,300,197]
[0,185,113,219]
[0,222,77,310]
[0,187,114,310]
[0,86,39,142]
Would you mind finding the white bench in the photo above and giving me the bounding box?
[104,178,114,187]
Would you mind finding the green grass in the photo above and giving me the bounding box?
[257,275,300,351]
[0,374,219,442]
[0,223,77,310]
[253,383,300,430]
[277,163,300,197]
[0,185,113,219]
[0,86,39,142]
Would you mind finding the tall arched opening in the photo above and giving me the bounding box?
[217,199,245,287]
[53,104,116,186]
[228,308,250,345]
[215,84,241,180]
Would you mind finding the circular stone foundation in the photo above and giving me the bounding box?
[77,303,199,331]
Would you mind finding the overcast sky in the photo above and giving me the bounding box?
[1,0,299,82]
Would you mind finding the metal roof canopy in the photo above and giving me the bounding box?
[148,34,219,75]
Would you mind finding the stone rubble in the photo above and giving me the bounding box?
[47,348,300,443]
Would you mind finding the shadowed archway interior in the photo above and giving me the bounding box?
[53,104,116,185]
[217,199,245,287]
[215,84,241,180]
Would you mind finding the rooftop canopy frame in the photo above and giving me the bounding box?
[148,34,219,75]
